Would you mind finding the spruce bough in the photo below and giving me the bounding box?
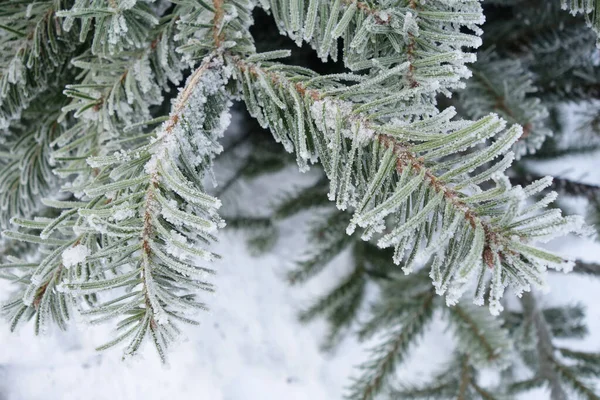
[0,0,596,389]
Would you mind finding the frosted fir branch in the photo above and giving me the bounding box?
[59,0,253,148]
[343,0,421,88]
[261,0,483,96]
[57,0,160,56]
[118,55,229,345]
[54,0,253,216]
[231,57,586,314]
[375,135,501,247]
[0,0,248,355]
[461,51,552,158]
[75,58,228,357]
[0,96,67,228]
[1,53,232,359]
[0,231,76,335]
[51,5,186,206]
[61,7,184,130]
[561,0,600,47]
[0,0,79,130]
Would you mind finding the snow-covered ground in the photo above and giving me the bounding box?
[0,117,599,400]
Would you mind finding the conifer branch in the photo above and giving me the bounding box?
[231,56,584,314]
[0,0,78,129]
[136,58,218,344]
[261,0,482,95]
[519,292,599,400]
[460,51,551,157]
[573,260,600,275]
[0,98,64,227]
[56,0,160,56]
[348,289,435,400]
[526,294,568,400]
[0,0,250,358]
[561,0,600,46]
[450,306,497,363]
[232,58,494,239]
[457,356,470,400]
[471,381,498,400]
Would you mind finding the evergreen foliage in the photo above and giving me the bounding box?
[0,0,599,398]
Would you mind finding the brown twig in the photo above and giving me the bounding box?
[213,0,225,47]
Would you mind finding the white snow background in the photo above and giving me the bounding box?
[0,109,598,400]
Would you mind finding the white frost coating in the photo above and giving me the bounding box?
[489,257,505,316]
[142,262,169,326]
[7,57,23,85]
[119,0,137,10]
[112,204,135,221]
[108,14,129,45]
[166,230,189,261]
[377,10,390,23]
[402,12,419,38]
[310,99,375,143]
[62,245,90,268]
[555,259,576,273]
[145,59,231,180]
[134,56,154,94]
[310,96,376,206]
[528,214,593,244]
[445,278,469,307]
